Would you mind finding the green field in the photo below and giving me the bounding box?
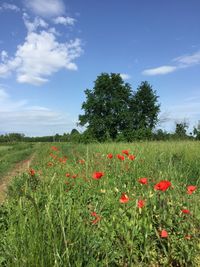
[0,143,36,180]
[0,141,199,266]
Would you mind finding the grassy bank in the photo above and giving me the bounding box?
[0,141,199,266]
[0,143,37,180]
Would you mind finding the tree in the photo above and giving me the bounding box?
[129,81,160,131]
[175,122,188,138]
[193,121,200,140]
[79,73,132,141]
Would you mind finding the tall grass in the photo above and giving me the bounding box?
[0,141,199,266]
[0,143,36,180]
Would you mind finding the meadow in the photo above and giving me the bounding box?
[0,141,199,266]
[0,143,36,181]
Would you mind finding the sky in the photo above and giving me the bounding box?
[0,0,200,136]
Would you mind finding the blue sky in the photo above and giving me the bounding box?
[0,0,200,136]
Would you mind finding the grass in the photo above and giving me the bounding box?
[0,143,37,180]
[0,141,199,266]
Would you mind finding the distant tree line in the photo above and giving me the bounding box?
[1,73,200,143]
[0,122,200,143]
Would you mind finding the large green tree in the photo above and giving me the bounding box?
[79,74,160,141]
[78,73,132,141]
[129,81,160,130]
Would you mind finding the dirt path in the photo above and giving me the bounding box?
[0,154,35,203]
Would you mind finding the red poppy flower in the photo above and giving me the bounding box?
[47,162,53,167]
[181,209,190,214]
[138,177,148,185]
[187,185,197,195]
[78,159,85,164]
[154,180,171,191]
[50,153,57,159]
[51,146,59,151]
[137,199,145,208]
[91,212,101,224]
[119,193,130,203]
[185,235,192,240]
[117,154,125,160]
[91,217,101,225]
[65,173,70,177]
[160,229,168,238]
[107,153,113,159]
[128,154,136,160]
[92,172,104,180]
[122,150,129,156]
[29,168,35,176]
[72,174,78,179]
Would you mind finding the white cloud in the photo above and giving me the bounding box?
[174,51,200,66]
[23,13,48,33]
[120,73,131,80]
[143,50,200,76]
[24,0,65,17]
[0,30,82,85]
[0,88,76,136]
[53,16,76,26]
[1,50,8,62]
[142,66,177,76]
[0,3,20,12]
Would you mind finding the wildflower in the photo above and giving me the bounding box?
[128,154,136,160]
[78,159,85,164]
[107,153,113,159]
[91,212,101,225]
[72,174,78,178]
[47,162,53,167]
[160,229,168,238]
[122,150,129,156]
[185,235,191,240]
[51,146,59,151]
[138,177,148,185]
[187,185,197,195]
[137,199,145,208]
[50,153,57,159]
[119,193,130,203]
[100,189,106,193]
[117,154,125,161]
[181,209,190,214]
[59,157,67,163]
[65,173,70,177]
[154,180,171,191]
[92,172,104,180]
[29,168,35,176]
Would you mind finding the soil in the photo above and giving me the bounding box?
[0,155,35,203]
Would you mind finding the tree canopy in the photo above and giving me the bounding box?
[79,73,132,140]
[130,81,160,130]
[79,73,160,141]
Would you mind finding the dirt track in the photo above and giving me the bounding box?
[0,155,34,203]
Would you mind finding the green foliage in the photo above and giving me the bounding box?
[193,121,200,140]
[175,122,189,139]
[129,81,160,130]
[79,73,132,141]
[79,74,160,141]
